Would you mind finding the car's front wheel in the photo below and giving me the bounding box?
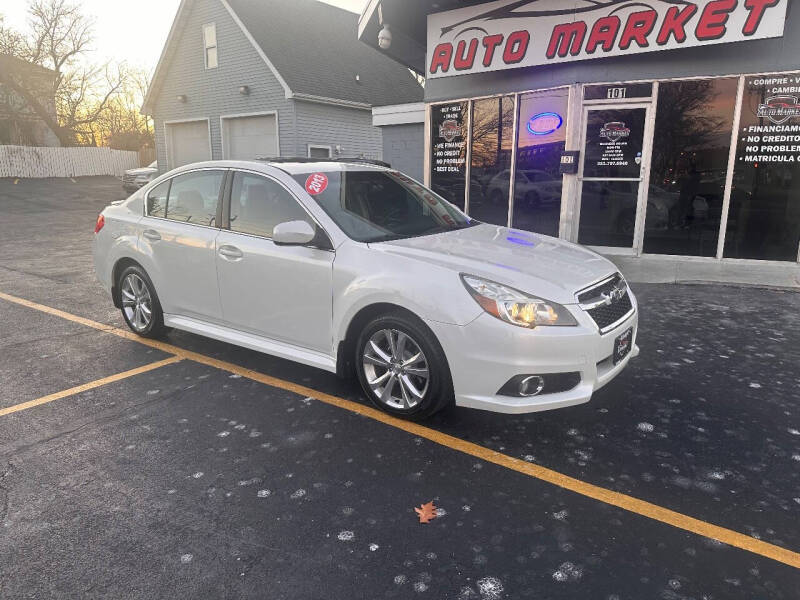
[355,313,453,420]
[118,265,167,338]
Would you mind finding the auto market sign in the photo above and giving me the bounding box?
[427,0,788,79]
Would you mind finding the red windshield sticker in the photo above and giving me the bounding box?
[305,172,329,195]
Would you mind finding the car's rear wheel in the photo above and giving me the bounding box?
[355,313,453,420]
[118,265,167,338]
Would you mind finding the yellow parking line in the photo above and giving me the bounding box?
[0,356,182,417]
[0,290,798,569]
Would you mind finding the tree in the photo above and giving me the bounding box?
[0,0,127,146]
[80,68,154,150]
[651,80,728,179]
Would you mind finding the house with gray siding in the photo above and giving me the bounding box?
[142,0,422,172]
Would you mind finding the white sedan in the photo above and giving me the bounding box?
[93,159,639,419]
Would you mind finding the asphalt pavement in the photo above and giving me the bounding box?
[0,176,798,599]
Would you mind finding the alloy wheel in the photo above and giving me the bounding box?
[362,328,430,410]
[121,273,153,332]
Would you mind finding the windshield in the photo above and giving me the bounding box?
[292,170,476,243]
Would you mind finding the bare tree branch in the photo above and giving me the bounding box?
[0,0,139,146]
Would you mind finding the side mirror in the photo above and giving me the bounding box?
[273,220,316,246]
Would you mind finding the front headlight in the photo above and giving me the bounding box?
[460,274,577,328]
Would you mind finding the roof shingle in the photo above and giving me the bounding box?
[226,0,423,106]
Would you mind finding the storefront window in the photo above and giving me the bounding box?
[430,101,468,210]
[723,74,800,261]
[643,78,738,256]
[468,96,515,226]
[512,89,568,237]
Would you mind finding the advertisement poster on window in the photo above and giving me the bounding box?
[430,102,468,208]
[726,73,800,261]
[583,108,646,179]
[736,74,800,166]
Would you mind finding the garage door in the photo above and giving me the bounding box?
[222,114,278,160]
[166,120,211,168]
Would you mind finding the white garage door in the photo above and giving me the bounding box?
[166,120,211,168]
[222,114,278,160]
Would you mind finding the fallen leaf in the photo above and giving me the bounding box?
[414,501,438,524]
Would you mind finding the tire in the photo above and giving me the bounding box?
[355,312,453,420]
[117,264,167,338]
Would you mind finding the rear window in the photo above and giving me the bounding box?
[291,170,475,243]
[146,170,224,226]
[146,181,168,218]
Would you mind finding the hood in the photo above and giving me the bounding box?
[125,167,157,176]
[372,224,618,305]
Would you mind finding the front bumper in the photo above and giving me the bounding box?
[427,299,639,414]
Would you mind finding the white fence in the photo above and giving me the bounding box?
[0,145,139,178]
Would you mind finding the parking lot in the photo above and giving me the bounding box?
[0,176,798,598]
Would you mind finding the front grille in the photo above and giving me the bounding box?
[576,273,634,332]
[577,273,623,304]
[585,291,633,330]
[123,174,137,185]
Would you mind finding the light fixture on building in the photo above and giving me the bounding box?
[239,85,250,95]
[355,74,361,83]
[176,94,187,103]
[378,24,391,50]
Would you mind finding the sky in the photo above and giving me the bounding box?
[0,0,368,74]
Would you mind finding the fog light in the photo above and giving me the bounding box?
[519,375,544,397]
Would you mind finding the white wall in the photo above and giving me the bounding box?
[0,146,138,178]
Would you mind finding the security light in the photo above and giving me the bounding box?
[378,25,391,50]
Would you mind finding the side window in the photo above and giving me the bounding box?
[147,181,169,218]
[166,171,223,225]
[229,172,312,238]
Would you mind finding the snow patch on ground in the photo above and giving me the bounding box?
[552,561,582,582]
[477,576,504,598]
[237,477,261,487]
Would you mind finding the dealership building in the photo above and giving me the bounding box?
[359,0,800,284]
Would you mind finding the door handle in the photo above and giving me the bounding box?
[142,229,161,242]
[218,245,243,260]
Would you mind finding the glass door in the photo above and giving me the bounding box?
[576,104,651,251]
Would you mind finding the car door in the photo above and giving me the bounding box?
[140,169,225,322]
[215,170,334,354]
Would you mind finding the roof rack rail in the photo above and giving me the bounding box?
[255,156,392,168]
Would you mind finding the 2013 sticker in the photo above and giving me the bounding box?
[305,172,329,195]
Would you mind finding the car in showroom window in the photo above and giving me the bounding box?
[93,159,639,419]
